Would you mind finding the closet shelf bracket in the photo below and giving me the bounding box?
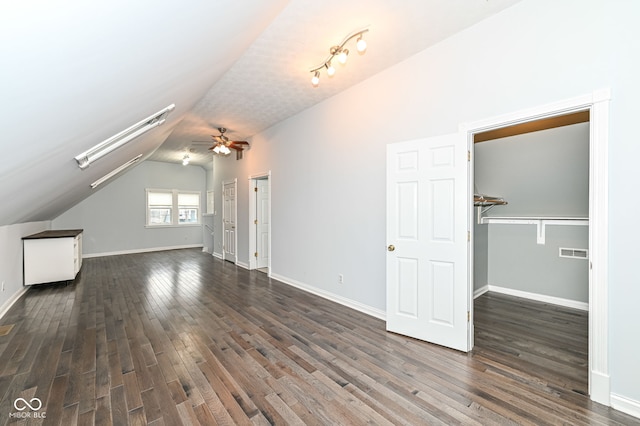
[474,194,508,224]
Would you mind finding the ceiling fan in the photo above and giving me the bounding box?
[206,127,249,160]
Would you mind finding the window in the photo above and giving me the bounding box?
[146,189,200,226]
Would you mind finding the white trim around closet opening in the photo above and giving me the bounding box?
[460,88,611,407]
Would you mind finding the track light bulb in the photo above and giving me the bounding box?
[311,71,320,86]
[337,49,349,64]
[356,36,367,53]
[182,154,190,166]
[326,62,335,77]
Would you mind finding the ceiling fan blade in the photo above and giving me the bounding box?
[229,140,249,146]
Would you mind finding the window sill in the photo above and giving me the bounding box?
[145,223,202,229]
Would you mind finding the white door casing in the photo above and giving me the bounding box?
[223,180,237,263]
[256,179,270,269]
[386,133,470,352]
[461,89,611,405]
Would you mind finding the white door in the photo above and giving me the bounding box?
[386,133,470,352]
[223,181,236,263]
[256,179,270,269]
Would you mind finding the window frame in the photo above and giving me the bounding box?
[146,189,201,227]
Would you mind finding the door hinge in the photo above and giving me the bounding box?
[254,187,258,192]
[467,231,470,242]
[254,252,258,257]
[467,150,471,161]
[467,311,470,322]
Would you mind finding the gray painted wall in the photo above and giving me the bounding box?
[474,123,589,302]
[53,161,206,256]
[486,224,588,302]
[475,123,590,218]
[473,216,489,292]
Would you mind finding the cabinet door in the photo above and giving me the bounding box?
[24,238,75,285]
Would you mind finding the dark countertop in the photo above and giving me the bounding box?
[22,229,83,240]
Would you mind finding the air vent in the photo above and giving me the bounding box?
[559,247,589,259]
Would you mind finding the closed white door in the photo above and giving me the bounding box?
[386,133,470,352]
[256,179,270,269]
[223,181,236,262]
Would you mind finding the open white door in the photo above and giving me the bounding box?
[386,133,470,352]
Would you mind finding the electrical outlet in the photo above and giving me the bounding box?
[338,274,344,284]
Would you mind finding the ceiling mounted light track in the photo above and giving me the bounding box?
[309,28,369,87]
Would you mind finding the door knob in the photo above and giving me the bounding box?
[388,244,395,252]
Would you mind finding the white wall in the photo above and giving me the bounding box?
[212,0,640,412]
[53,161,206,256]
[0,221,50,316]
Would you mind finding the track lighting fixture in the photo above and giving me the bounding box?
[311,71,320,87]
[309,28,369,87]
[326,61,336,77]
[182,154,190,166]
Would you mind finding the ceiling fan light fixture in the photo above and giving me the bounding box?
[308,28,369,87]
[220,145,231,155]
[213,145,221,154]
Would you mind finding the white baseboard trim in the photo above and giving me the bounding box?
[236,261,250,270]
[83,244,204,258]
[486,285,589,311]
[270,272,386,321]
[611,393,640,419]
[212,251,223,259]
[474,285,489,299]
[0,286,29,320]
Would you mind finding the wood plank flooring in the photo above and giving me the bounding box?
[0,248,637,425]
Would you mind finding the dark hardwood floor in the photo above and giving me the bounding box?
[0,248,637,425]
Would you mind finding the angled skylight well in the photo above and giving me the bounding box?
[90,154,143,189]
[75,104,175,169]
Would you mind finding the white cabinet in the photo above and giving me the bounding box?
[22,230,83,285]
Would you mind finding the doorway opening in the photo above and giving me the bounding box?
[464,89,611,405]
[248,172,271,274]
[471,111,590,395]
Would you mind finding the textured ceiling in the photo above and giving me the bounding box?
[150,0,522,167]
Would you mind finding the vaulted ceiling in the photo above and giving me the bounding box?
[0,0,520,226]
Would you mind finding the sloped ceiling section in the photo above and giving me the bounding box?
[0,0,521,227]
[0,0,288,226]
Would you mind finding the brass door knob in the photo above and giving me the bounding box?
[388,244,395,252]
